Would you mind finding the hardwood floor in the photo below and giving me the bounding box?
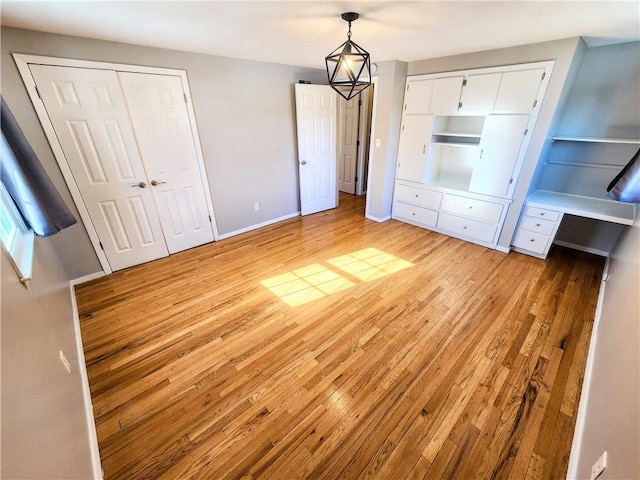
[76,193,604,480]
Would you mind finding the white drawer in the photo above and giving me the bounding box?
[393,202,438,227]
[395,184,442,210]
[437,213,498,244]
[526,206,560,222]
[513,229,551,255]
[441,194,503,223]
[520,216,557,236]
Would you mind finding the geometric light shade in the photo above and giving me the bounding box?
[325,13,372,101]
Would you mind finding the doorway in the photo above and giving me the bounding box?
[337,85,374,198]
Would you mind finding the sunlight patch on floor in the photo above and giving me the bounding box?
[260,248,413,307]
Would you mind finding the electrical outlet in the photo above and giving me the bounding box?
[590,451,607,480]
[59,350,71,373]
[254,202,260,212]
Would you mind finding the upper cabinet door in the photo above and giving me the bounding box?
[404,79,434,114]
[469,114,530,197]
[494,68,545,113]
[459,73,502,113]
[396,115,434,182]
[430,76,464,113]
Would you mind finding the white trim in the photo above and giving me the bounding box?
[566,257,610,480]
[364,76,379,220]
[13,54,221,274]
[495,245,510,254]
[553,240,610,257]
[70,271,106,288]
[69,282,103,480]
[365,214,391,223]
[217,212,300,240]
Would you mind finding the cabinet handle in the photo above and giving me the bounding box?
[415,194,419,198]
[423,144,426,154]
[468,206,473,209]
[480,149,484,159]
[540,213,545,216]
[530,239,535,242]
[536,223,541,227]
[463,226,468,229]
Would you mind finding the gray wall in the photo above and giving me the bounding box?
[408,37,584,250]
[1,26,325,278]
[1,241,96,479]
[572,218,639,480]
[366,60,407,220]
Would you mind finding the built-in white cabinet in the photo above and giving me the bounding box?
[394,61,554,250]
[402,76,464,115]
[396,115,434,182]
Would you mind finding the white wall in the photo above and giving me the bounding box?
[1,26,326,278]
[1,240,97,479]
[571,218,639,479]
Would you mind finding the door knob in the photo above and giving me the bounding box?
[300,160,307,165]
[132,182,147,188]
[151,180,167,186]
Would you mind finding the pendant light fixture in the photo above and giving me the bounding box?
[325,12,371,101]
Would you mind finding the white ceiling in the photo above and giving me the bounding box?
[2,1,639,69]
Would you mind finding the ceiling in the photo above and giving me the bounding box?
[2,1,639,69]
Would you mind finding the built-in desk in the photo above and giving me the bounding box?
[512,190,637,259]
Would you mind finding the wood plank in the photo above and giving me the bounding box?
[75,193,604,480]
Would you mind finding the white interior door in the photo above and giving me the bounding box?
[337,95,359,194]
[29,64,169,271]
[118,72,214,253]
[295,84,337,216]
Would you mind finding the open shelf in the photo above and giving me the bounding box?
[552,136,640,145]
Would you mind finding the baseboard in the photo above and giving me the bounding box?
[553,240,610,257]
[70,271,106,287]
[69,283,103,480]
[495,245,510,254]
[218,212,300,240]
[565,256,610,479]
[365,214,391,223]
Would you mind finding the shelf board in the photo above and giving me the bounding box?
[431,141,480,148]
[432,132,482,138]
[552,136,640,145]
[527,190,636,225]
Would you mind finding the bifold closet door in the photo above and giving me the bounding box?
[29,64,170,271]
[30,65,214,271]
[118,72,214,254]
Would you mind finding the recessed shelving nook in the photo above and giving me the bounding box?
[513,135,639,259]
[392,61,555,249]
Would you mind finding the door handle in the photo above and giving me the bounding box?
[132,182,147,188]
[150,180,167,186]
[300,160,307,165]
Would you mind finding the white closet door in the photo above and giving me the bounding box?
[118,72,214,254]
[294,84,337,216]
[469,114,529,197]
[29,64,169,271]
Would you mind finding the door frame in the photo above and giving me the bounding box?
[14,54,220,274]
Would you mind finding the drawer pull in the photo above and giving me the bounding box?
[468,206,473,209]
[530,239,535,242]
[463,226,468,229]
[412,213,416,216]
[536,223,541,227]
[540,213,545,216]
[415,194,419,198]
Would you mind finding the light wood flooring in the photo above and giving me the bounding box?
[76,193,604,480]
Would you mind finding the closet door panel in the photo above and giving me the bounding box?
[29,64,169,271]
[119,72,214,254]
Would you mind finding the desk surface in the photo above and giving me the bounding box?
[527,190,637,226]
